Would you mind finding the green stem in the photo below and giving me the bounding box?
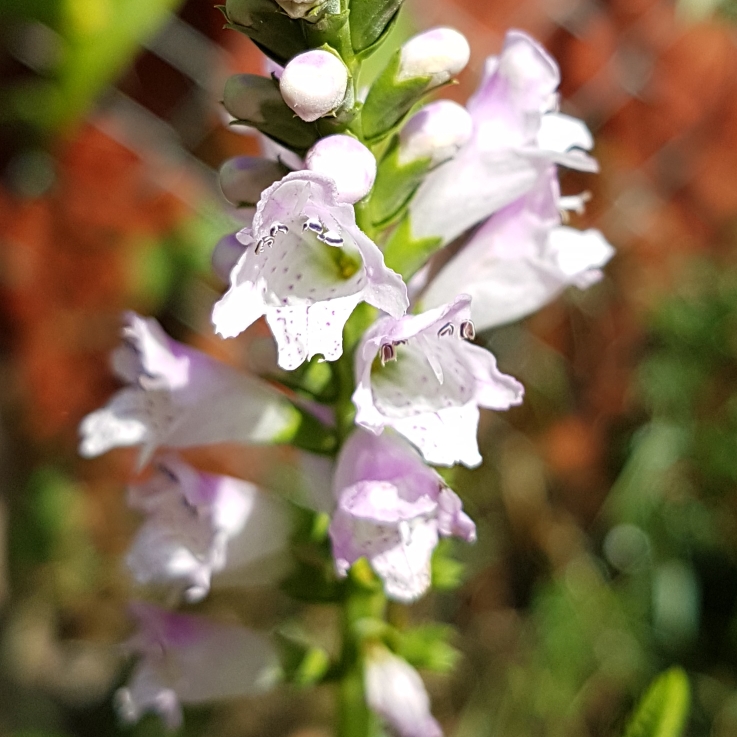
[337,566,387,737]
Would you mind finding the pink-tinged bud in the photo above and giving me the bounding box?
[305,135,376,204]
[398,27,470,87]
[279,50,349,122]
[219,156,287,206]
[398,100,473,167]
[212,233,247,282]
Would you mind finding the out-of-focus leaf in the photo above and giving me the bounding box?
[396,624,461,672]
[623,667,690,737]
[6,0,184,133]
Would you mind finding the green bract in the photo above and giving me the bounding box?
[223,73,319,152]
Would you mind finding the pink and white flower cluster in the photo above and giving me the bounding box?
[79,24,612,737]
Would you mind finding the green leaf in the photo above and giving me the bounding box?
[381,213,442,280]
[430,539,467,591]
[274,629,331,686]
[623,668,690,737]
[349,0,405,53]
[4,0,184,133]
[360,51,432,141]
[223,73,320,154]
[286,404,338,455]
[396,624,461,673]
[369,136,431,227]
[224,0,308,66]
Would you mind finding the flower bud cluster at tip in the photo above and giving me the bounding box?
[305,135,376,204]
[397,27,470,86]
[398,100,473,167]
[280,50,349,122]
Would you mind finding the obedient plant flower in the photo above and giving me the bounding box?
[397,27,470,88]
[408,29,599,246]
[79,313,299,466]
[279,50,349,122]
[305,135,377,204]
[116,602,279,729]
[212,171,408,370]
[398,100,473,168]
[365,645,443,737]
[329,429,475,601]
[419,168,614,329]
[352,295,523,467]
[126,456,291,602]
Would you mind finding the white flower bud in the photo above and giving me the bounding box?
[305,135,376,204]
[365,647,442,737]
[219,156,287,206]
[279,50,349,122]
[212,233,247,282]
[398,100,473,167]
[397,27,470,87]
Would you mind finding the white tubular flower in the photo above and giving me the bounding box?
[420,168,614,329]
[352,295,524,467]
[126,456,291,602]
[212,171,408,370]
[78,313,299,467]
[279,50,349,122]
[398,27,470,87]
[408,30,599,246]
[329,429,475,602]
[305,135,377,204]
[365,646,443,737]
[115,603,279,730]
[398,100,473,167]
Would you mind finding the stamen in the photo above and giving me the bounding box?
[394,339,407,346]
[317,230,344,246]
[460,320,476,340]
[270,222,288,237]
[380,342,397,366]
[437,322,454,337]
[255,236,274,253]
[303,218,324,233]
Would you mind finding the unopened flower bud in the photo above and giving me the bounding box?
[398,27,470,87]
[280,50,349,122]
[365,646,442,737]
[219,156,288,206]
[398,100,473,167]
[223,73,318,152]
[212,233,247,282]
[305,135,376,204]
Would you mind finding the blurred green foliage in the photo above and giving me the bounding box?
[1,0,184,135]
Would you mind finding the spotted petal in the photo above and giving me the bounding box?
[329,429,476,602]
[352,296,524,467]
[213,171,408,369]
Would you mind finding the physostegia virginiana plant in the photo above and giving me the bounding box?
[78,0,614,733]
